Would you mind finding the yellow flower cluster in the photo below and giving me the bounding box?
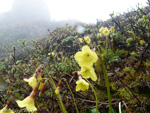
[84,36,91,44]
[99,27,110,36]
[78,36,91,44]
[48,52,55,56]
[16,75,39,112]
[16,65,44,112]
[99,27,114,37]
[74,45,98,91]
[110,27,115,32]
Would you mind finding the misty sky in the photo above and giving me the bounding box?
[0,0,148,23]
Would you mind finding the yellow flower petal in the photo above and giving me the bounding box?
[52,52,55,56]
[76,79,89,91]
[89,67,97,81]
[99,27,104,32]
[110,27,115,32]
[24,76,37,88]
[26,101,37,112]
[79,66,97,81]
[78,67,90,79]
[16,100,26,108]
[74,45,98,67]
[103,27,110,36]
[84,36,91,44]
[81,45,91,52]
[76,84,81,91]
[78,38,83,43]
[74,52,83,62]
[92,52,98,63]
[0,107,14,113]
[16,96,37,112]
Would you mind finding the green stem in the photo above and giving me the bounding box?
[18,109,26,113]
[99,55,112,113]
[61,78,79,113]
[106,36,109,49]
[45,69,67,113]
[86,79,98,113]
[44,68,56,88]
[57,94,67,113]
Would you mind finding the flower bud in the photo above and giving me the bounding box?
[55,86,60,95]
[55,80,61,95]
[39,79,48,96]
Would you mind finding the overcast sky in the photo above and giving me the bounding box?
[0,0,148,23]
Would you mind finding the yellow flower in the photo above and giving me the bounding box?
[110,27,115,32]
[79,66,97,81]
[51,52,55,56]
[103,27,110,36]
[48,52,55,56]
[78,38,83,43]
[0,107,14,113]
[97,33,102,38]
[16,96,37,112]
[76,79,89,91]
[99,33,102,37]
[99,27,104,32]
[24,76,37,88]
[74,45,98,67]
[84,36,91,44]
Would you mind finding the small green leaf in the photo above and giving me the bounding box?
[19,96,24,100]
[15,93,19,97]
[45,90,50,96]
[109,13,114,16]
[111,108,116,113]
[90,108,100,113]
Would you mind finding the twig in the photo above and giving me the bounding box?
[122,101,131,113]
[119,78,141,105]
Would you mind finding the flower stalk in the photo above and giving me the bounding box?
[61,78,79,113]
[99,54,112,113]
[45,69,67,113]
[86,79,98,113]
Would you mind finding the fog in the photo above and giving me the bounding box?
[0,0,147,23]
[0,0,148,48]
[11,0,50,21]
[47,0,147,23]
[0,0,79,49]
[0,0,50,24]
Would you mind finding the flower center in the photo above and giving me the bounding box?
[84,52,92,61]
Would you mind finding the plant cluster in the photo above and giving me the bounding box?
[0,1,150,113]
